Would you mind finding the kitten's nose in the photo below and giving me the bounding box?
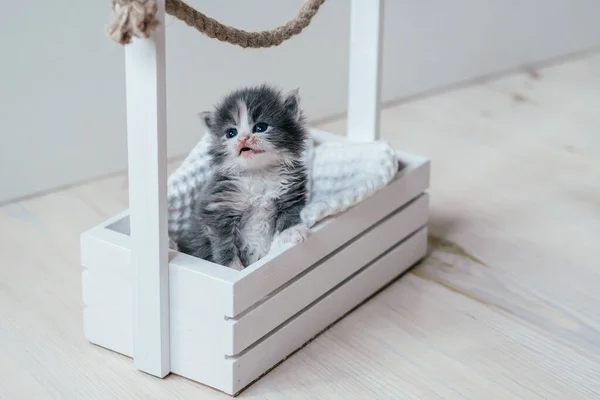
[238,135,253,146]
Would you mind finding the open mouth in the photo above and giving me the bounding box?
[239,147,264,156]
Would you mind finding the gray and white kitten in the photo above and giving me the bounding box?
[177,85,310,270]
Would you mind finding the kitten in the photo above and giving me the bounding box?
[177,85,310,270]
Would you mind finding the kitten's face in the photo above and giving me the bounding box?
[202,85,307,172]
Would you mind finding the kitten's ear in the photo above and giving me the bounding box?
[198,111,214,129]
[283,88,301,121]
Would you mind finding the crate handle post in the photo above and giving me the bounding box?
[346,0,384,142]
[124,0,171,378]
[116,0,383,378]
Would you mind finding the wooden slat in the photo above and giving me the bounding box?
[81,224,237,392]
[82,263,133,357]
[167,259,235,393]
[80,224,130,272]
[227,194,429,355]
[229,227,428,394]
[230,154,430,317]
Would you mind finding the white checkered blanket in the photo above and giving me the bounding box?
[167,132,400,244]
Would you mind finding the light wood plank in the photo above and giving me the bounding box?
[367,52,600,358]
[248,274,600,399]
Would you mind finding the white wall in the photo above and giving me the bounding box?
[1,0,600,204]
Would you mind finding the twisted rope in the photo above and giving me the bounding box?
[108,0,326,48]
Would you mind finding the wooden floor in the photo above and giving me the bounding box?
[2,51,600,399]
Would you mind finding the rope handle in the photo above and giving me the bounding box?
[108,0,326,48]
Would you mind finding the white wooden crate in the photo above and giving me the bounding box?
[82,0,432,395]
[81,128,430,395]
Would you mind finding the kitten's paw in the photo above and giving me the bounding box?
[227,258,245,271]
[273,225,310,249]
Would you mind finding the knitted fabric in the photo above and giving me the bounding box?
[167,132,399,244]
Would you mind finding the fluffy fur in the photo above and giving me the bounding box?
[176,85,310,270]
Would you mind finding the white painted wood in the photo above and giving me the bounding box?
[230,226,428,393]
[98,213,240,285]
[81,218,429,396]
[80,128,431,394]
[80,126,431,394]
[80,195,430,395]
[81,226,133,356]
[81,217,131,269]
[82,219,237,391]
[123,0,170,377]
[227,194,429,355]
[168,254,235,393]
[230,150,430,317]
[346,0,383,142]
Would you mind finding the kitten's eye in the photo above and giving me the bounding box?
[226,128,238,139]
[252,122,269,133]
